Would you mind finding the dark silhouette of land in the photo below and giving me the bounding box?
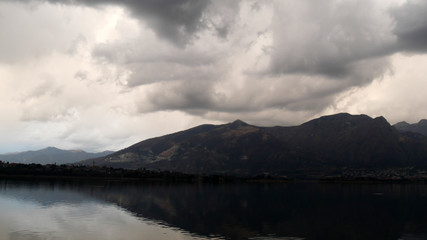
[394,119,427,136]
[79,113,427,177]
[0,161,198,181]
[2,113,427,181]
[0,147,113,165]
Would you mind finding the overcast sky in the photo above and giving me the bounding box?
[1,0,427,153]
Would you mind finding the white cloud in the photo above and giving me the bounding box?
[322,53,427,124]
[1,0,427,153]
[0,2,137,152]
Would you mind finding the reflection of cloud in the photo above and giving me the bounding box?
[0,194,207,240]
[9,231,57,240]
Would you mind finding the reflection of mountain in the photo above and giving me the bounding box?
[84,182,427,240]
[3,180,427,239]
[0,180,94,206]
[0,147,113,165]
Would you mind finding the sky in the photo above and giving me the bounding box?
[1,0,427,153]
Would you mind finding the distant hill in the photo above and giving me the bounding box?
[0,147,114,165]
[80,113,427,176]
[393,119,427,136]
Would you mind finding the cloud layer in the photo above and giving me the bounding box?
[1,0,427,152]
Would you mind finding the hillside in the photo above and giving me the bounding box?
[80,113,427,176]
[0,147,113,165]
[394,119,427,136]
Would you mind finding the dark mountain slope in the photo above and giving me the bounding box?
[394,119,427,136]
[264,113,409,167]
[89,120,301,175]
[82,113,427,176]
[0,147,113,165]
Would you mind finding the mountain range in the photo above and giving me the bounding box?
[394,119,427,136]
[0,147,113,165]
[80,113,427,176]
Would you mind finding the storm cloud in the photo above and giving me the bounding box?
[11,0,427,115]
[2,0,427,152]
[392,0,427,52]
[84,0,416,116]
[42,0,233,46]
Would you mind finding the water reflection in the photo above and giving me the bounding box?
[1,180,427,240]
[0,180,215,240]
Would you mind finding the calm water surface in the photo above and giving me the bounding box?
[1,180,427,240]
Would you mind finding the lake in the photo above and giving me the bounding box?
[0,180,427,240]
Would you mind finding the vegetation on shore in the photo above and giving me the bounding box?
[2,160,427,183]
[0,160,248,182]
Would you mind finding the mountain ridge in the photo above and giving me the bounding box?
[0,147,113,165]
[80,113,427,176]
[393,119,427,136]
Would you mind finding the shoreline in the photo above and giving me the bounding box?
[1,161,427,183]
[1,173,426,184]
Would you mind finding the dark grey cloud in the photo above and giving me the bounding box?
[268,0,396,79]
[7,0,427,125]
[86,0,427,121]
[269,0,427,79]
[98,0,400,119]
[138,80,218,113]
[4,0,427,153]
[391,1,427,52]
[43,0,212,47]
[126,63,219,87]
[203,0,241,39]
[92,37,222,87]
[93,40,219,67]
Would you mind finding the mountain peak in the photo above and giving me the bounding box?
[45,146,59,150]
[302,113,372,127]
[69,149,85,153]
[374,116,391,126]
[394,121,409,126]
[42,147,62,152]
[419,119,427,126]
[230,119,249,127]
[394,119,427,136]
[0,147,113,165]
